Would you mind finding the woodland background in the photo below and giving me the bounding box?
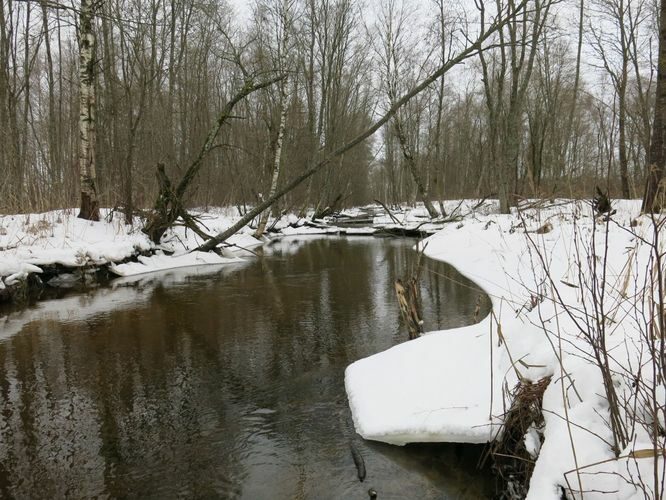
[0,0,658,216]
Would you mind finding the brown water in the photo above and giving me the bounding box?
[0,236,492,499]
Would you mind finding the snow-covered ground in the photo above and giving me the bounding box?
[346,199,666,499]
[0,208,267,286]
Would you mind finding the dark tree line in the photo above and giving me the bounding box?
[0,0,661,219]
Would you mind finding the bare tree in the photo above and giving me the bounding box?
[479,0,553,213]
[642,0,666,211]
[254,0,296,237]
[143,72,286,243]
[375,0,439,218]
[589,0,648,198]
[77,0,100,220]
[197,1,527,251]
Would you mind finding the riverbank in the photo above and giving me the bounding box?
[0,203,470,302]
[346,198,664,499]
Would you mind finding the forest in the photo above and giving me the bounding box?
[0,0,661,221]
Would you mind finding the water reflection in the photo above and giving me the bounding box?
[0,237,491,499]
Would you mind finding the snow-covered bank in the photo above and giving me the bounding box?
[5,200,663,496]
[0,208,267,291]
[0,209,150,288]
[346,317,500,444]
[346,199,666,499]
[0,203,463,293]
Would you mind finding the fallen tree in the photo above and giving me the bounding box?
[142,73,285,244]
[195,3,525,252]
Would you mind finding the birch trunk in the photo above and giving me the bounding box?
[77,0,100,221]
[255,81,288,238]
[253,0,293,237]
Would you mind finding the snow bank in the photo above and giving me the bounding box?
[109,251,241,277]
[346,199,663,499]
[0,208,264,284]
[0,210,152,282]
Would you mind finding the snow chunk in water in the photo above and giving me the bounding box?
[346,317,502,445]
[110,251,241,277]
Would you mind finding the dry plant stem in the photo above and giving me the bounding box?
[520,210,583,403]
[488,375,551,498]
[552,280,584,498]
[585,217,626,452]
[648,212,666,498]
[522,209,628,454]
[394,278,424,340]
[490,303,495,421]
[491,309,523,382]
[523,206,666,496]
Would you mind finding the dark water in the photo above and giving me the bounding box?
[0,236,492,499]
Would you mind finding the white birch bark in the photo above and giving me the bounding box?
[254,0,293,238]
[77,0,100,220]
[255,81,288,237]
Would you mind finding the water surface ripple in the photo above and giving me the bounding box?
[0,236,492,499]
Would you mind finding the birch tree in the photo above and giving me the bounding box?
[77,0,100,220]
[255,0,296,237]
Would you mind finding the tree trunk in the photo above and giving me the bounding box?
[255,81,288,238]
[394,116,439,218]
[642,0,666,212]
[77,0,100,221]
[41,0,60,201]
[143,74,285,244]
[619,81,630,198]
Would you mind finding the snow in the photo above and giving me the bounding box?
[109,251,241,277]
[345,199,665,499]
[346,318,500,444]
[0,208,264,281]
[279,225,338,236]
[0,210,152,276]
[0,206,385,285]
[524,424,541,458]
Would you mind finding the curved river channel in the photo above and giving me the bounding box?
[0,236,492,499]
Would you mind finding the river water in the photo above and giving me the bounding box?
[0,236,492,499]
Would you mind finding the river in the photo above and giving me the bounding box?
[0,236,492,499]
